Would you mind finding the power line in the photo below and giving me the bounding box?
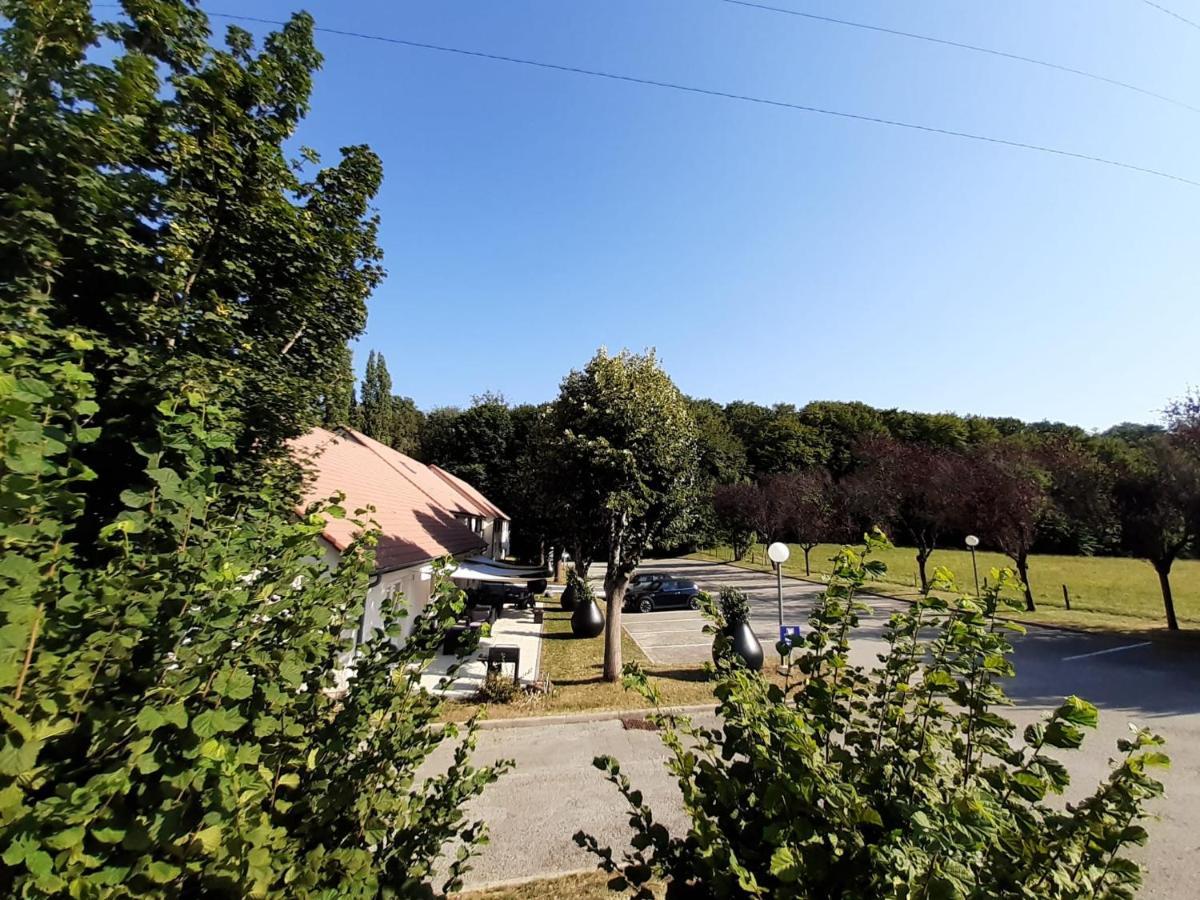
[98,6,1200,189]
[1141,1,1200,32]
[721,0,1200,114]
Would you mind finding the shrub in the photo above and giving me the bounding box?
[475,672,523,705]
[576,531,1167,898]
[0,325,509,897]
[717,586,750,626]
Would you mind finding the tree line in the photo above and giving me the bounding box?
[344,351,1200,631]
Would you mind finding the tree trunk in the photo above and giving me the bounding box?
[1016,551,1035,611]
[916,548,931,595]
[803,546,811,577]
[602,576,627,682]
[1155,560,1179,631]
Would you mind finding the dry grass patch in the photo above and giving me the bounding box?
[451,869,660,899]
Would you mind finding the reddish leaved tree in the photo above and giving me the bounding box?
[845,438,973,594]
[712,482,760,561]
[967,444,1049,611]
[1114,436,1200,631]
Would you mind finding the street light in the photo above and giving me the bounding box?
[965,534,981,596]
[767,542,790,666]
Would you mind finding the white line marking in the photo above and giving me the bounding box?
[1062,641,1152,662]
[625,626,706,635]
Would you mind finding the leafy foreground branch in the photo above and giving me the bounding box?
[576,532,1167,899]
[0,325,508,897]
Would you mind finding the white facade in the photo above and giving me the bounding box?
[319,538,434,646]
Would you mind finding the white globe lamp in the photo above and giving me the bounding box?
[767,542,790,565]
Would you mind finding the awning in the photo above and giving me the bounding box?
[421,557,551,584]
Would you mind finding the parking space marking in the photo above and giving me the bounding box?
[1062,641,1152,662]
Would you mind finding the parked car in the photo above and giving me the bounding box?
[628,571,677,594]
[624,578,702,613]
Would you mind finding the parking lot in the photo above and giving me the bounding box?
[613,558,909,669]
[593,556,1200,899]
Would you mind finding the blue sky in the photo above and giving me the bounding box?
[224,0,1197,429]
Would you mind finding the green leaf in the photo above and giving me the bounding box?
[145,860,181,884]
[769,846,799,883]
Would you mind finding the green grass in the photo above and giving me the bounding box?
[442,607,739,722]
[691,543,1200,634]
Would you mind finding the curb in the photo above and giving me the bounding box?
[474,702,717,731]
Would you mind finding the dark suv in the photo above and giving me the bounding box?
[624,578,702,613]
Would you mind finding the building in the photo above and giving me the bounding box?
[288,427,517,644]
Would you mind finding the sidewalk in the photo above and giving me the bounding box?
[419,608,544,698]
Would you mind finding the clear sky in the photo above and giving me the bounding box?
[226,0,1197,430]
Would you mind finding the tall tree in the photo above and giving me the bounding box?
[712,482,760,561]
[0,0,384,533]
[1114,437,1200,631]
[845,439,972,593]
[356,350,395,445]
[778,468,842,577]
[968,444,1049,611]
[549,349,698,681]
[319,342,355,427]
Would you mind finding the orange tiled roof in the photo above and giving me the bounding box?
[288,428,486,572]
[431,465,508,520]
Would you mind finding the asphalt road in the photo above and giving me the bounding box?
[436,558,1200,898]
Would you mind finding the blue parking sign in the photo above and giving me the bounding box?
[779,625,803,647]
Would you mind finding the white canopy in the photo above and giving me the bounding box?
[421,556,551,584]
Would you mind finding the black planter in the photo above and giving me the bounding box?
[560,579,577,611]
[712,621,764,671]
[571,596,605,638]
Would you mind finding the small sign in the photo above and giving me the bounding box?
[779,625,803,647]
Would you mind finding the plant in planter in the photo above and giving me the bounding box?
[560,567,579,610]
[570,570,605,638]
[710,586,764,671]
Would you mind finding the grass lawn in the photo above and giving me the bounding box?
[691,543,1200,634]
[441,607,744,722]
[453,870,659,899]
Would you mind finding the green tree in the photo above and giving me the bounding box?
[357,350,395,444]
[389,394,424,457]
[420,394,514,500]
[1114,437,1200,631]
[0,0,384,533]
[549,349,698,681]
[0,314,506,896]
[319,342,356,427]
[578,537,1167,898]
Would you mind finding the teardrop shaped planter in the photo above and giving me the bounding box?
[571,595,605,638]
[712,621,764,671]
[560,578,577,611]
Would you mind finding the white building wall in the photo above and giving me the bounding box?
[316,537,433,648]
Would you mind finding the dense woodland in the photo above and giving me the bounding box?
[341,350,1200,626]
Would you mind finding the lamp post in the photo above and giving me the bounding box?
[767,542,790,666]
[965,534,981,597]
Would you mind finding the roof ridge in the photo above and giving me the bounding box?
[430,464,508,520]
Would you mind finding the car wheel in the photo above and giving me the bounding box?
[638,597,654,614]
[688,594,701,610]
